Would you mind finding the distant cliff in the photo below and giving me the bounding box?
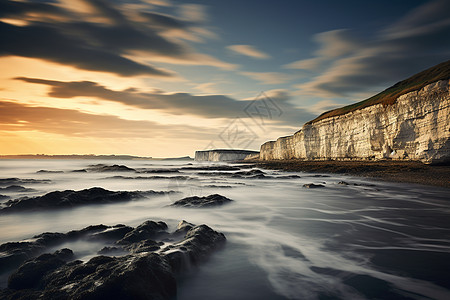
[260,61,450,164]
[195,149,259,162]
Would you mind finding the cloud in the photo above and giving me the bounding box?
[0,0,233,76]
[0,99,215,139]
[292,0,450,97]
[240,72,295,85]
[227,45,270,59]
[178,4,208,22]
[16,77,315,126]
[283,57,324,71]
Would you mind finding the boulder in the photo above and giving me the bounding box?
[171,194,233,208]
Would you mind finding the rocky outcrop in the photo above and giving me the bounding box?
[1,187,170,212]
[171,194,233,208]
[260,80,450,164]
[0,220,226,300]
[195,149,259,162]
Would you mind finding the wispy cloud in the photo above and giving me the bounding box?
[292,0,450,97]
[0,99,215,139]
[227,45,270,59]
[16,77,315,125]
[240,72,295,85]
[0,0,233,76]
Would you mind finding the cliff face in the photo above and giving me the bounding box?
[260,80,450,164]
[195,150,259,162]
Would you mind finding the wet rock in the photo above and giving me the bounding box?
[41,254,176,300]
[1,220,226,300]
[36,170,64,174]
[181,165,241,171]
[171,194,233,208]
[0,242,46,273]
[125,240,164,253]
[117,221,169,245]
[137,169,180,174]
[8,249,73,290]
[98,246,126,255]
[303,183,325,188]
[204,185,233,188]
[0,185,35,192]
[86,164,136,172]
[0,194,10,200]
[0,178,50,186]
[89,224,133,241]
[173,220,195,237]
[71,169,87,173]
[1,187,166,212]
[338,181,350,185]
[307,174,331,178]
[162,224,226,272]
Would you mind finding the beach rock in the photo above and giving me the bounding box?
[40,254,176,300]
[8,249,73,290]
[117,221,169,245]
[89,224,133,241]
[338,181,350,185]
[0,220,226,300]
[303,183,325,188]
[0,178,50,186]
[36,170,64,174]
[0,194,10,200]
[161,224,226,272]
[1,187,166,212]
[0,185,35,192]
[86,164,136,172]
[181,165,241,171]
[171,194,233,208]
[98,246,125,255]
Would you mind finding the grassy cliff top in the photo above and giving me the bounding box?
[306,60,450,125]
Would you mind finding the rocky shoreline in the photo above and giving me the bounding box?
[247,160,450,188]
[0,219,226,299]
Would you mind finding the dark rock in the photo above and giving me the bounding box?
[0,242,46,273]
[303,183,325,188]
[125,240,163,253]
[0,194,10,200]
[89,224,133,241]
[8,249,73,290]
[338,181,350,185]
[117,221,169,245]
[161,225,226,272]
[0,178,50,187]
[71,169,87,173]
[204,185,233,188]
[0,185,35,192]
[98,246,125,255]
[171,194,233,208]
[1,187,164,212]
[181,165,241,171]
[172,220,195,237]
[36,170,64,174]
[0,220,225,300]
[41,254,176,300]
[86,164,136,172]
[306,174,331,178]
[137,169,180,174]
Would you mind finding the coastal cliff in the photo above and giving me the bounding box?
[195,149,259,162]
[260,66,450,164]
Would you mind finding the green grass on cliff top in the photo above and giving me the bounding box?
[307,60,450,125]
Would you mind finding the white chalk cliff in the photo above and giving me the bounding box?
[195,149,259,162]
[260,79,450,164]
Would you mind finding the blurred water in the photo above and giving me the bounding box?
[0,159,449,299]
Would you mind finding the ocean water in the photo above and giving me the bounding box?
[0,159,449,300]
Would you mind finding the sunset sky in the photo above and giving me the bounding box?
[1,0,449,157]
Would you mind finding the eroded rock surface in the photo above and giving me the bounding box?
[0,220,226,300]
[171,194,233,208]
[1,187,169,212]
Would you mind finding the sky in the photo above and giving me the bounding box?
[1,0,449,157]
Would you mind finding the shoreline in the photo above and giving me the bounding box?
[245,160,450,188]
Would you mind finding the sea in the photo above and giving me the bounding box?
[0,159,449,300]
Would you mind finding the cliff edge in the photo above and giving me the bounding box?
[260,61,450,164]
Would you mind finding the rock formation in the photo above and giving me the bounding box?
[195,149,259,162]
[259,62,450,164]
